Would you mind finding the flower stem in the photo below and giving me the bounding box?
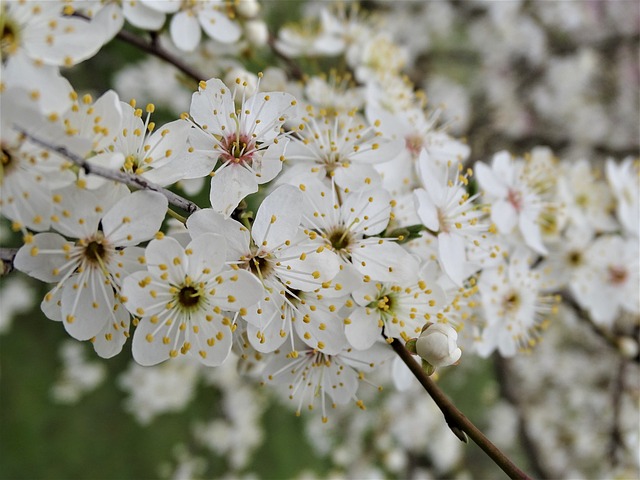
[167,208,187,224]
[389,337,533,480]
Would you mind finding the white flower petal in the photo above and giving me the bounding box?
[274,246,340,292]
[132,316,184,366]
[102,190,167,246]
[170,11,201,52]
[297,177,340,233]
[242,92,297,142]
[475,160,508,198]
[519,214,547,255]
[414,188,440,232]
[41,287,63,322]
[145,236,187,286]
[1,169,54,232]
[14,233,71,283]
[189,78,234,134]
[93,3,125,42]
[344,307,380,350]
[186,209,250,261]
[321,360,359,405]
[140,0,181,13]
[184,233,226,279]
[438,232,467,287]
[252,185,302,249]
[416,149,445,202]
[91,298,130,359]
[255,140,287,184]
[199,8,242,43]
[209,270,262,310]
[61,270,114,340]
[191,314,233,366]
[245,300,288,353]
[350,240,413,283]
[24,14,106,66]
[2,54,73,115]
[365,106,409,138]
[293,299,348,355]
[340,188,391,237]
[109,247,147,286]
[51,183,128,239]
[122,271,168,315]
[491,199,518,233]
[209,164,259,218]
[333,163,382,191]
[349,138,404,165]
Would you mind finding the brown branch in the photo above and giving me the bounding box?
[17,130,200,215]
[389,337,533,480]
[71,11,206,84]
[114,29,206,85]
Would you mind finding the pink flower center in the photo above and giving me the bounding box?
[507,189,523,213]
[405,134,423,157]
[219,133,256,165]
[608,266,628,285]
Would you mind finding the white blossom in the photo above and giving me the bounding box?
[475,151,548,254]
[14,185,167,357]
[414,149,493,286]
[123,233,263,366]
[187,185,341,353]
[188,77,297,217]
[606,157,639,238]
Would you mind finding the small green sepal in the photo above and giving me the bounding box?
[405,338,417,354]
[384,224,427,244]
[421,359,436,376]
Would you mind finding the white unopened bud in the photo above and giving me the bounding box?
[415,323,461,368]
[236,0,260,18]
[245,20,268,47]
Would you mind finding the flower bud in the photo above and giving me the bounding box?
[245,20,268,47]
[237,0,260,18]
[415,323,461,368]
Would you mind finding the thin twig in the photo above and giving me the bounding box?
[389,338,533,480]
[72,11,206,84]
[114,29,206,85]
[17,130,201,215]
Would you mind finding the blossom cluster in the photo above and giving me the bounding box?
[1,2,638,476]
[2,0,639,419]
